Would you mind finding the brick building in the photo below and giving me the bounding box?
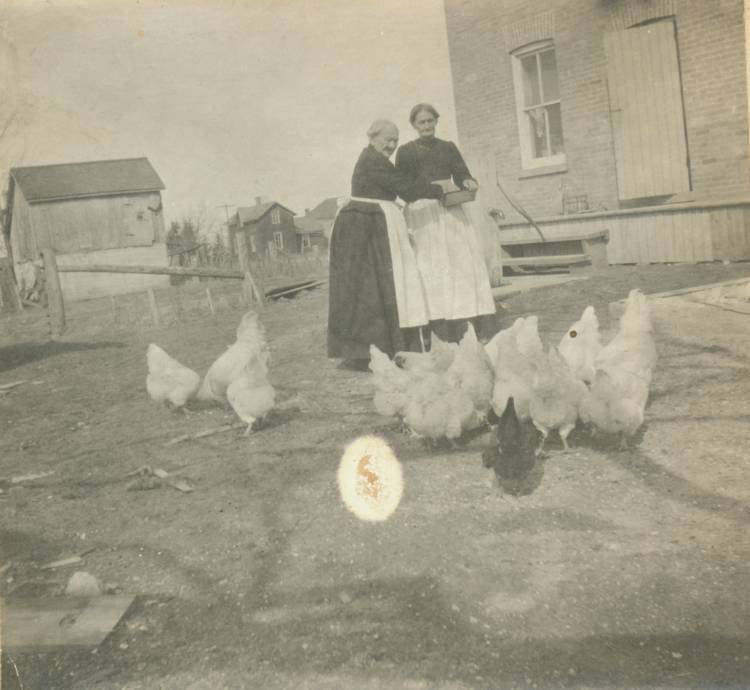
[444,0,750,264]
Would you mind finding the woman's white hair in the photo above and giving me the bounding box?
[367,119,398,140]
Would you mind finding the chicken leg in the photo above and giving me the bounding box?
[533,423,548,456]
[559,424,575,452]
[618,433,629,452]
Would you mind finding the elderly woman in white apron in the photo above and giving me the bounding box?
[327,119,444,370]
[396,103,496,343]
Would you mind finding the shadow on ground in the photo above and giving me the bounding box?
[4,572,750,689]
[0,341,126,373]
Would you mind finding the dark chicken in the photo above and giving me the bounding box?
[482,397,542,496]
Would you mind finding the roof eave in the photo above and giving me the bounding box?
[25,187,165,204]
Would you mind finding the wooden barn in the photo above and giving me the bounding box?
[444,0,750,266]
[4,157,167,302]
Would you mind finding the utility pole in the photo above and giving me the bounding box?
[216,204,236,257]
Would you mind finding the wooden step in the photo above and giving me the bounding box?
[502,253,591,268]
[500,229,609,246]
[499,229,609,270]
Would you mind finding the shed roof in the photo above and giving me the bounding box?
[307,197,339,220]
[235,201,297,225]
[10,157,165,203]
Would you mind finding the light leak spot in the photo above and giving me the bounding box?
[337,435,403,522]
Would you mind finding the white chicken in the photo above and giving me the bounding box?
[394,334,457,374]
[444,323,494,422]
[483,317,525,373]
[227,371,276,435]
[146,344,201,409]
[529,345,588,452]
[197,311,271,403]
[369,324,493,441]
[579,289,657,448]
[558,305,602,384]
[369,345,413,419]
[198,311,275,432]
[490,316,544,421]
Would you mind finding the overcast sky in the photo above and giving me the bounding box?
[1,0,459,233]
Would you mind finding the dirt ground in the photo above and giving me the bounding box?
[1,263,750,690]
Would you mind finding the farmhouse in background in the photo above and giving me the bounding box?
[444,0,750,265]
[4,157,168,302]
[294,198,336,253]
[228,198,298,257]
[303,197,338,240]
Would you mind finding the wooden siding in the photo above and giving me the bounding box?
[10,191,165,262]
[497,201,750,264]
[604,20,690,200]
[25,192,164,256]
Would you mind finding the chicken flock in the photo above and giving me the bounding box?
[145,289,657,492]
[371,289,657,489]
[146,310,275,434]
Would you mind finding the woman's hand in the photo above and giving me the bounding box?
[463,179,479,192]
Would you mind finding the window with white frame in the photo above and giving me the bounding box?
[271,208,281,224]
[511,40,565,169]
[273,231,283,249]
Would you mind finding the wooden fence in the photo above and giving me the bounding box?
[26,248,327,336]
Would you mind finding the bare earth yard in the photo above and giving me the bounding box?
[1,263,750,690]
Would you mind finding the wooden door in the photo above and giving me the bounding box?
[124,205,156,246]
[605,19,690,200]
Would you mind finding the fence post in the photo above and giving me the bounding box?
[41,248,66,336]
[206,287,216,316]
[147,288,161,325]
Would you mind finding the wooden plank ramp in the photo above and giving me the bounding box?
[2,595,135,651]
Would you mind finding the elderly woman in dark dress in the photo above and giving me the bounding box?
[328,119,444,370]
[396,103,496,343]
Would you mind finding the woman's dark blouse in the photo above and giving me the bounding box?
[395,137,474,189]
[350,146,443,203]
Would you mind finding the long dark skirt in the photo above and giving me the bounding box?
[327,201,421,360]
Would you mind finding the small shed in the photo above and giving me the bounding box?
[294,216,329,254]
[303,197,339,240]
[5,157,168,302]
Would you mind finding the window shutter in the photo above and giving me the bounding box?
[604,20,690,200]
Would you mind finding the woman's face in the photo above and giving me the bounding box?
[370,126,399,158]
[413,110,437,138]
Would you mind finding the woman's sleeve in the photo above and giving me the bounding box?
[372,156,443,203]
[395,145,417,180]
[449,142,474,188]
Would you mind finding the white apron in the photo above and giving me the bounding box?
[405,199,496,321]
[336,196,430,328]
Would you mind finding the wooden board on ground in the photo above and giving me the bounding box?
[265,279,326,300]
[490,274,589,301]
[2,595,135,651]
[609,277,750,318]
